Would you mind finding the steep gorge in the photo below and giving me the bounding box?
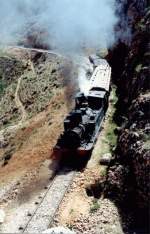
[105,0,149,232]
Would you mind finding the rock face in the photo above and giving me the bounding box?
[106,95,150,207]
[106,0,150,211]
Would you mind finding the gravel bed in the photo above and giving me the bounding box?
[72,198,124,234]
[24,170,75,233]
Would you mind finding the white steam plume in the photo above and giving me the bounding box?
[0,0,118,53]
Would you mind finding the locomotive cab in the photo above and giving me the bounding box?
[88,87,107,110]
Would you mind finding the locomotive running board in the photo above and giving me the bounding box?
[78,114,105,154]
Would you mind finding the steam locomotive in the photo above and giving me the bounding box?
[54,56,111,157]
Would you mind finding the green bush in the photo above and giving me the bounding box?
[90,199,100,213]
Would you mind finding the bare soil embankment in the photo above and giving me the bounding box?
[0,48,77,213]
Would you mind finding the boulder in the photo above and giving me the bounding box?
[100,153,112,165]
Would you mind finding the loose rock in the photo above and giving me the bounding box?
[0,209,5,224]
[100,153,112,165]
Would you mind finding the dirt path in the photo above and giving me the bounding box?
[15,76,27,123]
[0,53,36,139]
[0,45,62,139]
[0,74,27,143]
[7,46,64,58]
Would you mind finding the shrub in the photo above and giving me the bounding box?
[90,199,100,213]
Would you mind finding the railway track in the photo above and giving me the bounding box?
[1,169,76,234]
[23,169,75,233]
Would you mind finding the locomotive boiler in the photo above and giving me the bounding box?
[54,57,111,157]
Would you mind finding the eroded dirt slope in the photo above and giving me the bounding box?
[0,48,77,208]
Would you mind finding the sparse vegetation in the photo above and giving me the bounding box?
[135,64,142,73]
[0,48,13,58]
[105,120,117,147]
[100,86,118,155]
[0,50,70,130]
[69,209,74,214]
[66,224,74,230]
[100,167,107,177]
[90,199,100,213]
[142,133,150,150]
[0,79,7,96]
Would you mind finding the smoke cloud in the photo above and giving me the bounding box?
[0,0,119,53]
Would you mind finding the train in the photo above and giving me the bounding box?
[54,55,111,158]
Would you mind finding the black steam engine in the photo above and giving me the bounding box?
[54,57,111,157]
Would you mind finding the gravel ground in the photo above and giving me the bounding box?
[0,160,58,233]
[53,171,125,234]
[72,198,124,234]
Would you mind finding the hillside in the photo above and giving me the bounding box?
[0,48,77,205]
